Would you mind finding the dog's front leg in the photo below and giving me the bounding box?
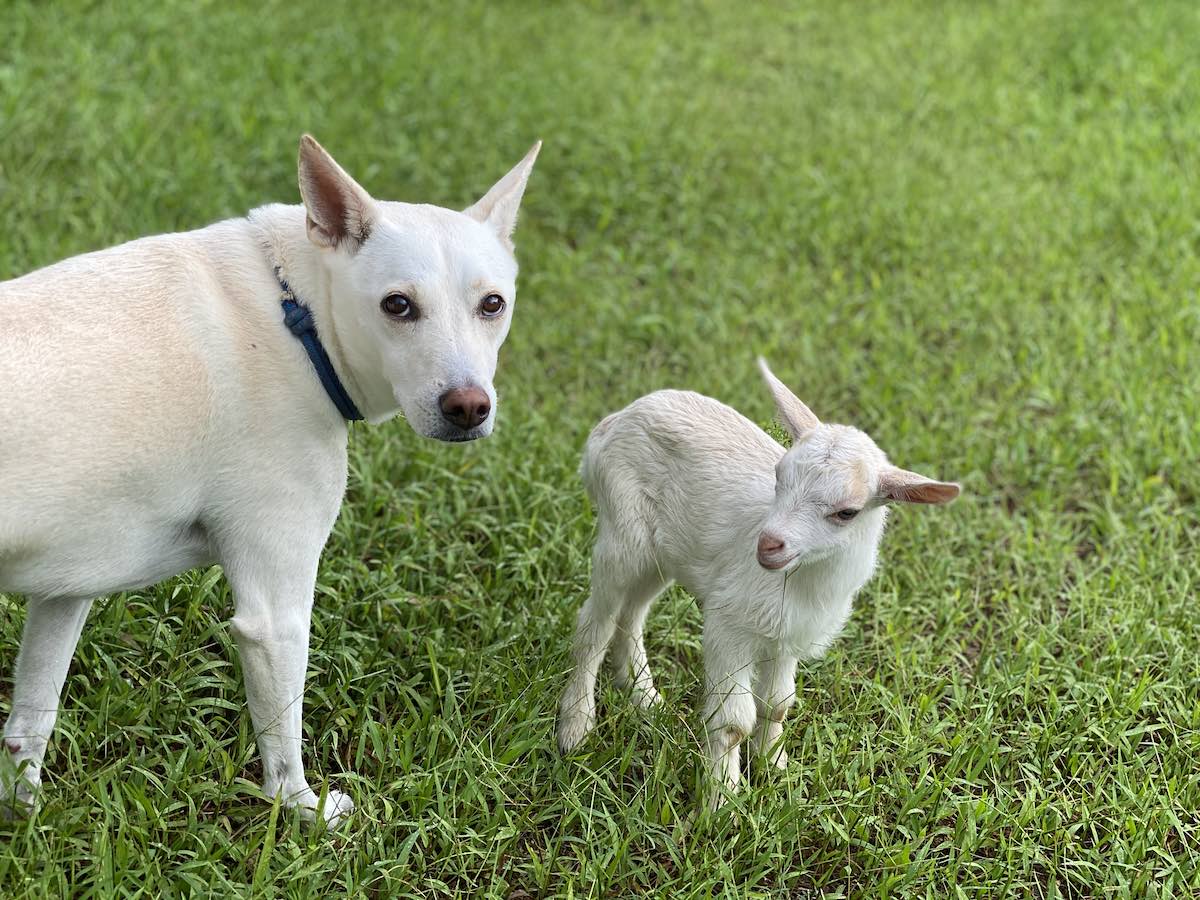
[221,548,352,825]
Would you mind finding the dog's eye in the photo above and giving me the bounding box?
[833,508,860,522]
[381,293,416,319]
[480,294,506,317]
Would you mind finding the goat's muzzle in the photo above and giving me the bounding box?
[756,532,788,569]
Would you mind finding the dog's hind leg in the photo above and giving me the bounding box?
[1,595,93,817]
[220,538,353,826]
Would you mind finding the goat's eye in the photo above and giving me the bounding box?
[834,508,860,522]
[381,293,416,319]
[480,293,506,317]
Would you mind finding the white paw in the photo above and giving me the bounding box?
[556,709,595,753]
[0,780,36,821]
[0,753,39,820]
[631,685,663,709]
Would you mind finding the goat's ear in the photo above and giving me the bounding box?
[758,357,820,442]
[878,467,960,505]
[464,140,542,251]
[297,134,378,252]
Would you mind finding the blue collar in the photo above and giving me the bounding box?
[276,269,365,421]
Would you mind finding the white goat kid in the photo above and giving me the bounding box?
[557,359,959,808]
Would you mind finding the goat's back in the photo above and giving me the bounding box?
[581,390,783,565]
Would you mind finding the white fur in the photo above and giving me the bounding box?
[0,134,540,823]
[557,359,958,809]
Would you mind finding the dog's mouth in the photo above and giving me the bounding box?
[426,423,491,443]
[398,405,494,443]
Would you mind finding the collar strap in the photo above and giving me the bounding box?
[276,269,364,421]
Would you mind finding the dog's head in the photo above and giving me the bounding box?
[297,135,540,441]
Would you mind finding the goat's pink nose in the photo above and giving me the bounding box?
[757,532,785,558]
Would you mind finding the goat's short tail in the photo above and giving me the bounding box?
[578,411,620,500]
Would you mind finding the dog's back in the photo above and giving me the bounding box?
[1,243,185,585]
[0,225,262,597]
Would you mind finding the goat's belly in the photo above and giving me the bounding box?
[0,516,214,601]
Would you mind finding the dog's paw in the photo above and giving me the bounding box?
[0,782,36,821]
[0,753,39,821]
[556,710,595,754]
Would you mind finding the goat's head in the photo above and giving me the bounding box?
[755,358,960,572]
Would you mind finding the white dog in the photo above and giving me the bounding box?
[0,134,540,823]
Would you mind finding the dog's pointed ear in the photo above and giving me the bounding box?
[464,140,541,250]
[758,357,820,442]
[297,134,378,252]
[878,467,961,505]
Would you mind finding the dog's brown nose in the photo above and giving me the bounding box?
[756,532,786,568]
[439,386,491,430]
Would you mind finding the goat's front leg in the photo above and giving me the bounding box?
[219,538,352,825]
[750,652,797,769]
[700,624,757,811]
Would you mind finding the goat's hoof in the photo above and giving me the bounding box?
[277,785,354,827]
[704,788,732,814]
[556,712,595,754]
[312,789,354,826]
[632,686,662,709]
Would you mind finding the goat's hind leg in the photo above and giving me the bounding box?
[557,534,658,752]
[607,569,667,709]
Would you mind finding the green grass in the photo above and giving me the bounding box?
[2,0,1199,895]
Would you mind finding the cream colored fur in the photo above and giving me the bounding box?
[557,360,959,809]
[0,134,540,823]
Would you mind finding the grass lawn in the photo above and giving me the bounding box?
[2,0,1199,895]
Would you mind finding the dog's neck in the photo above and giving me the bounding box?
[249,204,399,423]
